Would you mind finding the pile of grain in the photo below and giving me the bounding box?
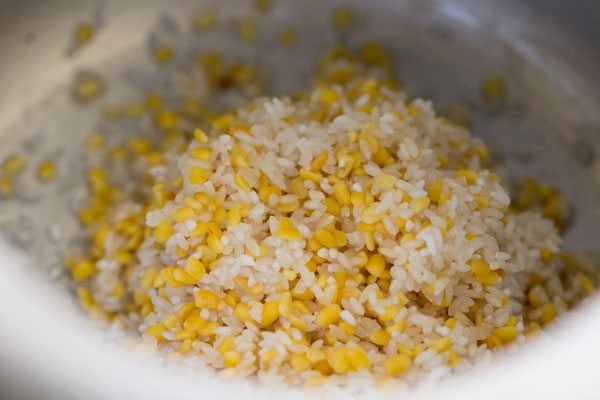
[69,46,594,386]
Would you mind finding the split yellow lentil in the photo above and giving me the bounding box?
[192,9,217,32]
[37,161,56,183]
[74,23,95,44]
[253,0,272,14]
[279,28,297,48]
[73,74,103,101]
[153,44,175,64]
[237,18,257,43]
[482,75,505,100]
[331,7,354,29]
[2,154,26,175]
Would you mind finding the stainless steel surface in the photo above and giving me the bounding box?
[0,0,598,399]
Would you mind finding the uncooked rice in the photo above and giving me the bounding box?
[68,45,596,387]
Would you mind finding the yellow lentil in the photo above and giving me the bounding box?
[279,28,297,48]
[2,154,26,175]
[74,23,94,44]
[194,290,220,310]
[223,351,242,368]
[37,161,56,183]
[316,304,341,328]
[192,9,217,32]
[482,75,505,100]
[384,354,412,375]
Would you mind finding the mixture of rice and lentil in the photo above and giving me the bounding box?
[68,45,596,386]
